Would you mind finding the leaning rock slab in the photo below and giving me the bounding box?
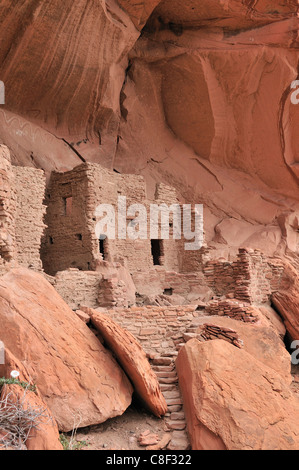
[176,339,299,450]
[87,308,167,418]
[0,268,133,431]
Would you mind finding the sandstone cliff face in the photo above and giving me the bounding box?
[147,0,298,31]
[115,2,299,256]
[0,0,159,172]
[0,1,299,257]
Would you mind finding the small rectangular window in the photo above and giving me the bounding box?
[164,288,173,296]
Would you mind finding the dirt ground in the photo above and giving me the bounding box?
[70,401,170,451]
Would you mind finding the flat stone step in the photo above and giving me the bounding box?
[160,384,178,392]
[155,371,178,378]
[167,431,190,451]
[160,351,178,357]
[167,404,183,413]
[170,411,185,421]
[151,365,175,372]
[152,357,173,366]
[158,377,178,385]
[166,420,187,431]
[165,398,183,406]
[163,390,181,399]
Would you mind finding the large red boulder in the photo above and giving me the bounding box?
[176,339,299,450]
[0,268,133,432]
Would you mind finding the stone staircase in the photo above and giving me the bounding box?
[150,349,190,450]
[100,305,203,450]
[146,316,208,450]
[149,315,210,450]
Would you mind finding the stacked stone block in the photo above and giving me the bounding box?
[203,248,285,305]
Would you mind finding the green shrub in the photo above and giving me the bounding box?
[59,433,88,451]
[0,377,36,393]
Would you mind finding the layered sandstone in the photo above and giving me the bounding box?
[114,1,299,258]
[0,0,159,172]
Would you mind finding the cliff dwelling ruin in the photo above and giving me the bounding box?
[1,0,299,452]
[0,143,294,316]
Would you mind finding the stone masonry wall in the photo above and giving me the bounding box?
[41,165,94,275]
[0,146,16,271]
[132,268,208,298]
[203,259,235,297]
[92,165,154,273]
[53,264,135,310]
[205,299,259,322]
[243,249,285,304]
[101,305,199,358]
[42,163,182,275]
[197,323,243,349]
[97,277,130,309]
[89,166,182,273]
[50,265,210,311]
[203,248,285,305]
[13,167,46,271]
[154,183,181,272]
[53,269,102,310]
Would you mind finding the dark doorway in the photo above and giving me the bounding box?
[151,239,163,266]
[99,235,107,260]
